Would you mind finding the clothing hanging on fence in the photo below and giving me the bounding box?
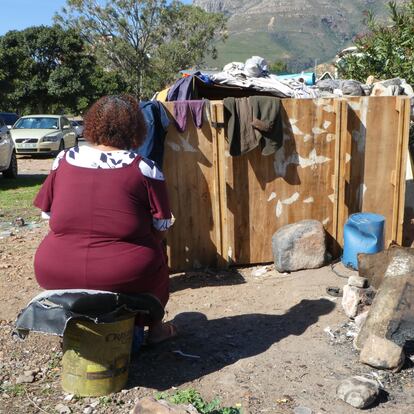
[137,101,170,169]
[250,96,283,155]
[172,100,205,132]
[223,96,283,156]
[167,75,196,101]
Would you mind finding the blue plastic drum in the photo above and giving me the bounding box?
[342,213,385,269]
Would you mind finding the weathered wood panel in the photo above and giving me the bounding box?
[337,96,409,247]
[161,97,408,271]
[218,98,339,265]
[162,102,221,271]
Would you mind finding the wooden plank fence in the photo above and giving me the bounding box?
[161,96,410,271]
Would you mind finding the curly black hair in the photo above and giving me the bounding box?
[83,95,147,149]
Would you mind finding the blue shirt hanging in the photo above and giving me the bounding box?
[137,101,170,169]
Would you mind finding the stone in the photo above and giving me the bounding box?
[341,284,375,319]
[13,217,25,227]
[348,275,368,288]
[336,376,379,409]
[131,397,198,414]
[355,270,414,350]
[83,407,93,414]
[55,404,72,414]
[293,407,312,414]
[15,373,35,384]
[272,220,326,272]
[358,246,414,289]
[354,310,369,331]
[360,334,405,372]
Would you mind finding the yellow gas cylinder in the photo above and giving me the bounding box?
[61,315,135,396]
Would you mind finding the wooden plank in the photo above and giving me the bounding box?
[391,97,406,242]
[210,101,229,267]
[223,98,338,265]
[211,102,224,263]
[162,101,220,271]
[335,98,350,247]
[396,97,411,244]
[339,96,402,248]
[332,98,347,253]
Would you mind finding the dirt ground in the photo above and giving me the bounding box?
[0,157,413,414]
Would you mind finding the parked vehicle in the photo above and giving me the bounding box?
[11,115,77,156]
[0,112,19,129]
[0,117,18,178]
[70,120,84,138]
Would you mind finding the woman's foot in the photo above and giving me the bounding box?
[147,321,178,345]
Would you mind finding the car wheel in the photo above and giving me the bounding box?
[3,150,18,179]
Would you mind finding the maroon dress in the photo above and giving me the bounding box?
[33,155,171,308]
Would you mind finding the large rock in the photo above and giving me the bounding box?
[132,397,198,414]
[355,270,414,350]
[348,275,368,288]
[336,376,379,409]
[272,220,326,272]
[359,334,405,372]
[358,246,414,289]
[341,284,375,319]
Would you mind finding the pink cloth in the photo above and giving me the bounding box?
[172,100,205,132]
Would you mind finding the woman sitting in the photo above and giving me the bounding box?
[33,95,176,344]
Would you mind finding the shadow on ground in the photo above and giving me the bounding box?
[0,174,47,190]
[169,270,246,293]
[128,298,335,390]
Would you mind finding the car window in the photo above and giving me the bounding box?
[61,118,70,128]
[14,117,59,129]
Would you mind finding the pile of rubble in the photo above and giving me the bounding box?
[336,246,414,409]
[271,220,414,410]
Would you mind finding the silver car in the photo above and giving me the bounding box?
[70,120,84,138]
[0,117,18,178]
[11,115,77,156]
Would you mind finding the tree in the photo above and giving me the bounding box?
[56,0,227,98]
[268,60,289,75]
[0,25,125,114]
[338,1,414,84]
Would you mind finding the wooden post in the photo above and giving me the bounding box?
[333,98,347,251]
[395,97,411,244]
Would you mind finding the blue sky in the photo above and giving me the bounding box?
[0,0,193,35]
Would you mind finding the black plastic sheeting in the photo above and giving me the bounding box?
[14,290,164,338]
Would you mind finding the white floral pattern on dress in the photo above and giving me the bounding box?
[49,145,173,231]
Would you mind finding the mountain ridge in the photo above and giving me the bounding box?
[193,0,404,71]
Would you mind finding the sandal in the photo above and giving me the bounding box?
[146,321,178,345]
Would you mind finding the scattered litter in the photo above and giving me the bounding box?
[345,329,357,338]
[13,217,25,227]
[324,327,335,338]
[368,371,384,389]
[172,350,201,359]
[253,265,273,277]
[319,295,338,303]
[326,286,343,297]
[275,395,293,404]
